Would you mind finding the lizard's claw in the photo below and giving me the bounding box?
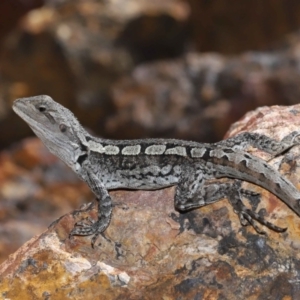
[69,218,107,248]
[74,216,95,227]
[237,208,287,234]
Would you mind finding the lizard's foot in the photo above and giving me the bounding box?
[237,208,286,234]
[240,189,260,197]
[69,217,108,247]
[227,181,287,234]
[231,199,287,234]
[75,201,95,213]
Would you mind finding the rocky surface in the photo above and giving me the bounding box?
[1,105,300,298]
[0,138,91,263]
[2,1,300,298]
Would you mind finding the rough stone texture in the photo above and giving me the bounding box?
[1,105,300,298]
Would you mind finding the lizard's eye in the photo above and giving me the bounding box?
[37,105,46,112]
[59,124,67,133]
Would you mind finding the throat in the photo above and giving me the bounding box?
[74,141,89,171]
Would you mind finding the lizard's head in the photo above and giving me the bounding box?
[13,95,89,171]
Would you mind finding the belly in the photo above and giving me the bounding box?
[99,165,181,190]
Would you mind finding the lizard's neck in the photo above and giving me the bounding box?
[43,121,92,174]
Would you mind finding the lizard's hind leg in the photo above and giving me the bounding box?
[174,165,244,212]
[174,174,286,233]
[226,181,286,233]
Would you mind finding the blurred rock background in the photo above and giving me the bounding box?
[2,0,300,262]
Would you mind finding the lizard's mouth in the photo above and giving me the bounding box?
[13,98,50,138]
[13,98,36,125]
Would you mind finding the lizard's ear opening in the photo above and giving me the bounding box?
[59,123,67,133]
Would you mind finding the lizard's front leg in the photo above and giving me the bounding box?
[70,171,112,247]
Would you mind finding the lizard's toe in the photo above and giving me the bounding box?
[74,216,95,227]
[69,219,108,247]
[70,221,97,237]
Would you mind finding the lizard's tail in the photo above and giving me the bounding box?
[211,148,300,217]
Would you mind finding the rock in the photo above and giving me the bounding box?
[1,105,300,298]
[0,138,91,264]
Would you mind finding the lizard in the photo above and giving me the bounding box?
[12,95,300,247]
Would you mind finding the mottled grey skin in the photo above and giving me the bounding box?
[13,95,300,246]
